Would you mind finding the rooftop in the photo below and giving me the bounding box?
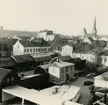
[19,38,50,47]
[11,54,35,63]
[40,85,80,101]
[50,61,74,68]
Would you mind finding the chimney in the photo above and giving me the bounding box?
[0,26,4,32]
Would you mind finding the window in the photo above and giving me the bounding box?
[45,48,47,51]
[24,49,26,52]
[43,48,44,51]
[30,49,32,52]
[48,48,51,51]
[36,49,38,52]
[33,49,35,52]
[27,49,29,52]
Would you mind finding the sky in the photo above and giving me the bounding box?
[0,0,108,36]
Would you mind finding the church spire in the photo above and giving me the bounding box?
[92,16,97,36]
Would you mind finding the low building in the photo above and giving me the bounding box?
[37,30,54,41]
[11,54,36,72]
[94,72,108,88]
[13,39,52,57]
[0,68,20,101]
[48,61,74,84]
[101,55,108,67]
[72,53,96,62]
[61,44,73,57]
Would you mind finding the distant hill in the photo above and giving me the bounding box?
[0,29,37,37]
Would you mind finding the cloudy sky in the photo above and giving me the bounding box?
[0,0,108,35]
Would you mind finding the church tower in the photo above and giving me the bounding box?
[92,17,97,36]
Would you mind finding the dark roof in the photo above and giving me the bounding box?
[11,54,35,63]
[34,56,52,62]
[58,55,72,61]
[0,68,11,84]
[20,39,50,47]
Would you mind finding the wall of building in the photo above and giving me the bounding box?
[49,66,60,84]
[61,45,73,57]
[72,53,95,62]
[13,41,24,55]
[24,46,52,57]
[46,35,54,41]
[101,56,108,67]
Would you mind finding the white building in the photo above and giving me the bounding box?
[101,55,108,66]
[72,53,95,62]
[48,61,74,84]
[94,72,108,88]
[37,30,54,41]
[13,40,52,57]
[61,44,73,57]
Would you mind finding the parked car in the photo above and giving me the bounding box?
[87,73,96,78]
[84,81,94,86]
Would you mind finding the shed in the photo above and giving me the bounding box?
[0,68,20,101]
[11,54,36,72]
[49,61,74,84]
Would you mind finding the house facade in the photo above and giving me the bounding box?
[48,61,74,84]
[37,30,54,41]
[13,39,52,57]
[72,53,96,62]
[61,44,73,57]
[101,55,108,67]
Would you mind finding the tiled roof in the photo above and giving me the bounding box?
[11,54,35,63]
[58,55,72,61]
[34,56,52,62]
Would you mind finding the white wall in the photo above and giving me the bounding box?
[37,31,47,40]
[72,53,95,62]
[94,79,108,88]
[61,45,73,56]
[101,56,108,67]
[13,40,24,55]
[46,35,54,41]
[24,46,52,57]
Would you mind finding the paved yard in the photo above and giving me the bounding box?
[69,76,94,105]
